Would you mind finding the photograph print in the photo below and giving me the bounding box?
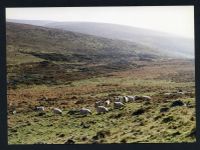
[6,6,195,144]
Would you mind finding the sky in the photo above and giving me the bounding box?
[6,6,194,38]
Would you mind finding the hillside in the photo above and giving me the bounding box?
[6,19,53,26]
[44,22,194,58]
[7,22,162,64]
[7,19,193,58]
[6,22,163,87]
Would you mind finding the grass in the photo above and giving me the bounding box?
[7,65,196,144]
[8,96,195,144]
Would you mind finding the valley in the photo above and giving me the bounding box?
[6,21,196,144]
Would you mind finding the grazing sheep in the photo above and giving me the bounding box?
[135,96,151,101]
[177,91,185,95]
[114,102,124,109]
[123,96,129,103]
[164,91,184,98]
[163,92,177,98]
[134,95,142,100]
[142,96,152,100]
[94,101,104,108]
[104,100,110,106]
[164,93,172,96]
[127,96,135,102]
[12,110,16,115]
[96,106,109,114]
[36,106,45,112]
[115,97,121,102]
[80,108,92,115]
[53,108,62,114]
[115,96,124,102]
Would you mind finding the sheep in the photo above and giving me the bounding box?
[36,106,45,112]
[80,108,92,115]
[126,96,135,102]
[134,96,152,101]
[164,91,184,98]
[115,97,121,102]
[53,108,62,114]
[104,100,110,106]
[164,93,172,96]
[96,106,109,114]
[177,91,185,95]
[115,96,129,103]
[94,100,104,108]
[115,96,124,102]
[114,102,124,109]
[134,95,142,100]
[123,96,129,103]
[141,96,152,101]
[12,110,16,115]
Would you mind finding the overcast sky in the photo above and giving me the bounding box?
[6,6,194,38]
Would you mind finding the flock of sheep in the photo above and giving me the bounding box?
[11,90,190,116]
[34,95,152,116]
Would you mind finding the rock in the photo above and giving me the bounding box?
[10,128,17,133]
[58,133,65,137]
[171,131,181,136]
[75,99,84,104]
[160,107,169,113]
[144,101,151,105]
[162,116,174,123]
[178,89,183,92]
[37,112,46,116]
[67,109,80,115]
[120,139,127,143]
[71,96,77,99]
[64,139,75,144]
[187,127,196,138]
[82,136,88,141]
[109,113,123,119]
[34,142,46,144]
[170,100,185,107]
[132,108,145,116]
[91,140,100,144]
[80,122,90,128]
[92,130,111,140]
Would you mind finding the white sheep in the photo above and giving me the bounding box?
[127,96,135,102]
[80,108,92,115]
[94,100,104,108]
[141,96,152,100]
[177,91,185,95]
[36,106,45,112]
[115,96,124,102]
[164,93,172,96]
[123,96,129,103]
[53,108,62,114]
[96,106,109,114]
[12,110,16,115]
[104,100,110,106]
[114,102,124,109]
[115,96,128,103]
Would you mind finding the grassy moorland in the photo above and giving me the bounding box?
[7,22,195,144]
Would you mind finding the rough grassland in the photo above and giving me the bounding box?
[7,59,196,144]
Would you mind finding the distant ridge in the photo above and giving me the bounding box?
[7,19,194,58]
